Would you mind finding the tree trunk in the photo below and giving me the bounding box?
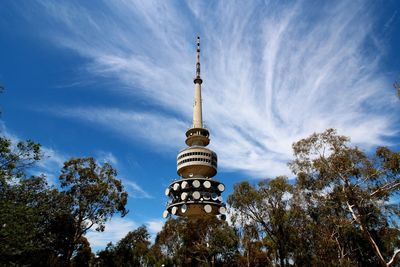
[346,201,386,267]
[279,250,285,267]
[246,241,250,267]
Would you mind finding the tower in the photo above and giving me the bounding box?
[163,37,226,219]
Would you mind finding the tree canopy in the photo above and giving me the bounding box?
[150,215,239,266]
[0,136,128,266]
[59,157,128,263]
[228,129,400,266]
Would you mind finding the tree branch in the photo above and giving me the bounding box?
[346,201,386,267]
[371,181,400,198]
[387,249,400,267]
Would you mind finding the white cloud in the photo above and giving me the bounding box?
[96,150,118,166]
[146,219,163,234]
[145,219,164,242]
[85,217,137,250]
[51,107,186,151]
[123,179,152,199]
[37,146,66,170]
[36,147,67,186]
[32,1,400,177]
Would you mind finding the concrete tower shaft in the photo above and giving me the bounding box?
[192,82,203,128]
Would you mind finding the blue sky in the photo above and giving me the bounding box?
[1,0,400,251]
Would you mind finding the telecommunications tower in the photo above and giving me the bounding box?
[163,37,226,219]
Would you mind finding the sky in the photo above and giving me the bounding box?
[1,0,400,251]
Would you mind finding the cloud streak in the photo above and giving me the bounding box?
[28,0,400,177]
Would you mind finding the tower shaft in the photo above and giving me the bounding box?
[193,82,203,128]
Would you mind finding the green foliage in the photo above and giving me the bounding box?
[96,226,151,267]
[289,128,400,266]
[0,136,128,266]
[0,137,41,184]
[72,237,94,267]
[228,129,400,266]
[228,177,293,266]
[0,137,66,265]
[152,216,240,266]
[58,157,129,263]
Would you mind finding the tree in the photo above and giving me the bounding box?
[1,96,128,266]
[0,137,41,184]
[72,236,94,267]
[114,226,151,266]
[0,140,128,266]
[228,177,293,266]
[59,157,128,264]
[98,226,150,267]
[153,216,240,266]
[227,129,400,266]
[96,242,117,267]
[0,137,52,264]
[289,128,400,267]
[151,217,184,266]
[96,226,151,267]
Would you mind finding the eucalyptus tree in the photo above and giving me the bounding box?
[114,226,151,267]
[0,137,47,263]
[0,137,41,184]
[59,157,128,264]
[289,128,400,267]
[228,177,294,267]
[96,226,151,267]
[153,215,240,266]
[228,129,400,266]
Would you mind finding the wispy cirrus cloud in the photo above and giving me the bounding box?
[123,179,152,199]
[27,0,400,177]
[50,106,186,151]
[92,150,152,198]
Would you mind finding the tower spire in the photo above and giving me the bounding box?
[194,36,202,84]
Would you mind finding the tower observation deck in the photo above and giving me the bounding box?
[163,37,226,219]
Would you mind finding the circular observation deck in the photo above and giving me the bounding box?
[164,177,226,218]
[185,127,210,146]
[177,147,217,178]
